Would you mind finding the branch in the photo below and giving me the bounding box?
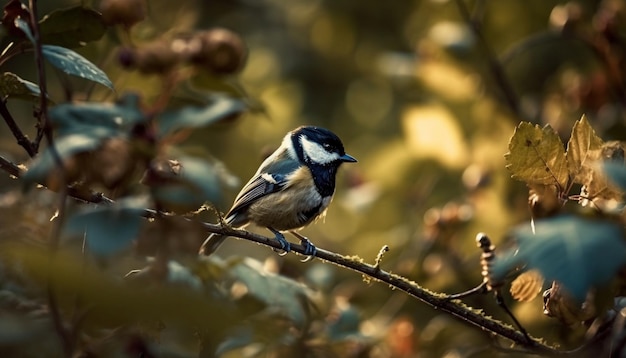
[0,153,567,355]
[199,224,564,355]
[28,0,50,152]
[0,99,37,157]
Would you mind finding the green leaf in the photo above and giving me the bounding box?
[566,115,604,185]
[39,6,106,48]
[42,45,113,89]
[227,257,312,328]
[49,93,145,137]
[64,197,146,256]
[158,96,246,137]
[22,134,102,187]
[0,72,40,99]
[492,216,626,302]
[505,122,569,190]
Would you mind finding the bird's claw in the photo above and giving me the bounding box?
[299,237,316,262]
[271,231,291,256]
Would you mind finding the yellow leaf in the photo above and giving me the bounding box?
[579,141,624,210]
[510,270,544,302]
[505,122,569,190]
[566,115,604,185]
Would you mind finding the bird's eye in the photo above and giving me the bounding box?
[322,143,332,150]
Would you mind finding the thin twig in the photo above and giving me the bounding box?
[0,99,36,157]
[28,1,73,356]
[453,0,520,116]
[28,0,50,153]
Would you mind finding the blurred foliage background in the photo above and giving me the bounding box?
[1,0,626,357]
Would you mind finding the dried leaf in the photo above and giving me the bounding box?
[543,281,596,325]
[505,122,569,190]
[566,115,604,185]
[510,270,544,302]
[579,141,625,210]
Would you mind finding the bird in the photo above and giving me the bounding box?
[199,125,357,258]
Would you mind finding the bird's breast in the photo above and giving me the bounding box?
[247,166,332,231]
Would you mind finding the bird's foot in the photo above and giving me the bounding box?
[269,229,291,256]
[299,237,317,262]
[289,231,316,262]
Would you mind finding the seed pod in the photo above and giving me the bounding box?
[100,0,146,28]
[118,41,180,74]
[188,28,247,75]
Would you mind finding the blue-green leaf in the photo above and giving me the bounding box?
[49,93,144,138]
[64,197,146,256]
[158,96,245,137]
[604,162,626,192]
[492,216,626,302]
[151,156,222,209]
[326,304,362,341]
[42,45,113,89]
[177,156,221,203]
[22,134,102,187]
[14,18,35,44]
[227,257,312,328]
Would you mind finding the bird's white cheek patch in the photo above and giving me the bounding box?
[300,136,340,164]
[261,173,277,184]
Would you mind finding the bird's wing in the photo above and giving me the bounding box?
[226,153,300,218]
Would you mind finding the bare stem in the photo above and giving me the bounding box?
[28,0,50,152]
[0,98,36,157]
[453,0,520,116]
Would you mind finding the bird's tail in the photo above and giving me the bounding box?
[199,233,227,256]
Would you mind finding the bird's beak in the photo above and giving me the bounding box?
[341,153,357,163]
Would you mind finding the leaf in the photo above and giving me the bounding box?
[227,257,312,328]
[505,122,569,190]
[177,156,222,202]
[0,72,40,99]
[579,142,625,210]
[190,73,249,98]
[566,115,604,185]
[39,6,106,48]
[501,32,597,95]
[49,93,145,137]
[326,304,362,341]
[42,45,113,89]
[492,216,626,302]
[64,197,146,256]
[14,18,35,44]
[151,156,222,209]
[22,134,102,187]
[510,270,544,302]
[604,161,626,191]
[158,96,246,137]
[3,246,247,332]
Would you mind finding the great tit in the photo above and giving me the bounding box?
[199,125,357,257]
